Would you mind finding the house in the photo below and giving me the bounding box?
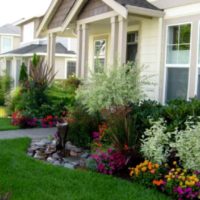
[0,16,77,87]
[36,0,200,104]
[0,24,21,76]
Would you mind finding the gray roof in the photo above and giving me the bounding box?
[0,24,21,35]
[116,0,162,10]
[151,0,200,9]
[2,43,75,55]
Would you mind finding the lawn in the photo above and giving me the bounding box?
[0,118,19,131]
[0,138,170,200]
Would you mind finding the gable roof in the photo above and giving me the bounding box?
[37,0,162,37]
[0,24,21,36]
[1,43,75,56]
[116,0,162,10]
[150,0,200,9]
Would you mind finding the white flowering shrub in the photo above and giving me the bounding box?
[141,119,174,164]
[173,122,200,170]
[76,63,151,113]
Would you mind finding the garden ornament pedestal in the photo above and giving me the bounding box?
[56,122,68,154]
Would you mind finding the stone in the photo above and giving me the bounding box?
[34,151,47,160]
[71,147,82,153]
[52,152,60,160]
[80,153,90,159]
[53,160,61,166]
[70,150,81,157]
[65,142,76,150]
[47,157,55,163]
[63,163,75,169]
[79,159,86,168]
[35,139,49,147]
[52,140,57,146]
[45,146,56,155]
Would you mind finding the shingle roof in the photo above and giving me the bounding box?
[116,0,162,10]
[2,43,75,55]
[0,24,21,35]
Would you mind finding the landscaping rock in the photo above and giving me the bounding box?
[63,163,75,169]
[52,152,60,160]
[34,151,46,160]
[28,138,88,170]
[80,152,90,159]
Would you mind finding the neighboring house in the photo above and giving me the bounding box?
[0,24,21,75]
[36,0,200,104]
[0,16,77,87]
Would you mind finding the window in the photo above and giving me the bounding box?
[126,32,138,63]
[165,24,191,102]
[67,61,76,78]
[1,36,12,53]
[94,39,106,72]
[23,22,34,43]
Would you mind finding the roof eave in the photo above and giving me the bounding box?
[126,5,164,18]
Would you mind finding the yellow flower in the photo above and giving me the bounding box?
[141,167,147,172]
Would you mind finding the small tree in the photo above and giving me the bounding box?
[19,63,28,84]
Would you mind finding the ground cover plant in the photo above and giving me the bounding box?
[0,138,170,200]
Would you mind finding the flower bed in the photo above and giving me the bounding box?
[12,111,58,128]
[129,161,200,200]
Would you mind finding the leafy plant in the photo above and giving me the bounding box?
[173,121,200,170]
[0,73,12,105]
[19,63,28,84]
[141,119,174,164]
[76,63,150,113]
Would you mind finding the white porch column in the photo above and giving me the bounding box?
[110,16,119,67]
[118,16,127,65]
[76,24,82,77]
[13,57,17,88]
[81,24,89,79]
[47,33,56,73]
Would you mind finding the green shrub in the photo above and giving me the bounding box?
[76,63,149,113]
[0,74,12,106]
[67,106,101,147]
[173,121,200,170]
[19,63,28,84]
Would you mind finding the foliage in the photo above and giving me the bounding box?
[90,148,126,175]
[130,161,200,200]
[0,74,12,105]
[129,160,161,188]
[141,118,200,171]
[76,63,149,114]
[173,121,200,170]
[11,111,58,129]
[141,119,174,164]
[19,63,28,84]
[67,106,101,147]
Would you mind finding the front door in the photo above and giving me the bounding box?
[126,32,138,63]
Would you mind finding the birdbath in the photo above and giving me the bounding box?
[56,122,68,155]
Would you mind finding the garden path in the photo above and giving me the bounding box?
[0,128,56,140]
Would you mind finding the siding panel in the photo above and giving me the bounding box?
[78,0,112,20]
[48,0,76,29]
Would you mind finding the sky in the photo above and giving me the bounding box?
[0,0,51,26]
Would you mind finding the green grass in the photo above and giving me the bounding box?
[0,138,170,200]
[0,118,19,131]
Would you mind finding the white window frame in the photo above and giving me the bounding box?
[195,21,200,96]
[65,59,76,79]
[1,36,13,53]
[163,22,192,103]
[93,37,107,71]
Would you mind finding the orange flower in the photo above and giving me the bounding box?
[153,179,165,186]
[124,144,129,150]
[150,169,156,174]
